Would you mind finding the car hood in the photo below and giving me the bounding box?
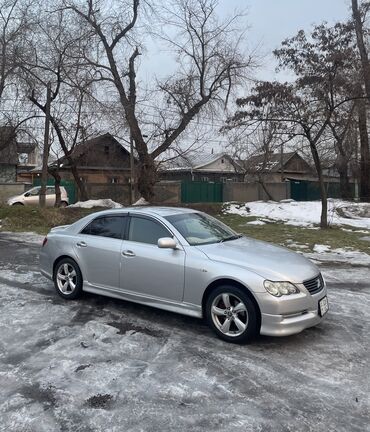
[196,236,318,283]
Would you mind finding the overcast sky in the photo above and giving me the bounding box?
[219,0,351,79]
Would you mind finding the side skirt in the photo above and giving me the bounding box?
[83,282,203,319]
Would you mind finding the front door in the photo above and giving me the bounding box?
[120,215,185,302]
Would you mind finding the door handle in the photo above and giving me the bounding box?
[76,241,87,248]
[122,250,135,257]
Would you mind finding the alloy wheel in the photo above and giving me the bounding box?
[56,263,78,295]
[210,293,249,337]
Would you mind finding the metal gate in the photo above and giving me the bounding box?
[181,181,223,203]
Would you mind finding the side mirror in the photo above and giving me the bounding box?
[24,192,30,197]
[158,237,177,249]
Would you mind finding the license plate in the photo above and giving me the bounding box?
[319,296,329,317]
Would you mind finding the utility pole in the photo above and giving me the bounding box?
[39,82,51,207]
[129,132,135,204]
[280,142,284,182]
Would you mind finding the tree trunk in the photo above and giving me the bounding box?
[137,155,157,202]
[336,155,352,199]
[258,177,274,200]
[70,165,89,201]
[358,98,370,201]
[49,170,62,207]
[310,143,328,228]
[352,0,370,102]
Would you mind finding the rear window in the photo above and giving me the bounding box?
[81,216,126,240]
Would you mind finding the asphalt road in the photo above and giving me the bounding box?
[0,234,369,432]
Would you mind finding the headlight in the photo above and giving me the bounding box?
[264,280,300,297]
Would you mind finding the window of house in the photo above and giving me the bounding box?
[128,216,171,245]
[81,216,126,239]
[200,176,209,182]
[104,145,109,155]
[220,177,227,183]
[109,177,120,184]
[221,158,225,164]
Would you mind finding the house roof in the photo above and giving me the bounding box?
[243,151,307,173]
[68,133,130,160]
[161,152,241,172]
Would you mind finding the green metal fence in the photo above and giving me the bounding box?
[290,180,355,201]
[181,181,223,203]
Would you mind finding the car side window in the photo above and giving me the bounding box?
[81,216,126,240]
[128,216,171,245]
[46,187,55,195]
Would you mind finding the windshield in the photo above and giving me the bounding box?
[165,212,241,246]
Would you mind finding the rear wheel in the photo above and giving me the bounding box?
[53,258,83,300]
[60,201,68,208]
[205,285,258,344]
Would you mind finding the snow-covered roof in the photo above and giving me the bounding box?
[160,152,241,172]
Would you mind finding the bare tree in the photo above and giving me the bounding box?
[62,0,253,201]
[0,0,36,102]
[352,0,370,101]
[22,8,100,202]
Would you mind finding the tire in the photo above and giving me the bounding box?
[12,202,23,206]
[205,285,258,344]
[59,201,68,208]
[53,258,83,300]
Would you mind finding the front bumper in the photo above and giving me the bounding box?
[256,285,328,337]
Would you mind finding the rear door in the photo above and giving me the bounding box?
[120,215,185,301]
[74,214,127,289]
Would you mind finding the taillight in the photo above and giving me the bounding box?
[42,237,48,247]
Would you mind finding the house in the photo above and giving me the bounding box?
[17,142,41,182]
[242,151,314,183]
[159,152,244,183]
[0,127,18,183]
[32,133,134,185]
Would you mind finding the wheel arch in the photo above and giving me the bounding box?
[202,278,261,330]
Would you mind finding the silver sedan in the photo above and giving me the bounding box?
[40,207,328,343]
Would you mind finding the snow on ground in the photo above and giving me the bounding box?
[0,231,44,245]
[133,197,149,206]
[0,266,369,431]
[224,200,370,229]
[305,246,370,266]
[68,199,123,209]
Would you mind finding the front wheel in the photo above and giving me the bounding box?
[53,258,83,300]
[205,285,258,344]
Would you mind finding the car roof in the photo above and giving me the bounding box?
[91,206,199,218]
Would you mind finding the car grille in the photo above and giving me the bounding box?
[303,274,324,295]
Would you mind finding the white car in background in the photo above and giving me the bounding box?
[7,186,69,207]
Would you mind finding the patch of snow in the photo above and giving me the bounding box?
[224,200,370,229]
[133,197,149,206]
[246,220,266,225]
[305,248,370,266]
[68,199,123,209]
[313,244,331,253]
